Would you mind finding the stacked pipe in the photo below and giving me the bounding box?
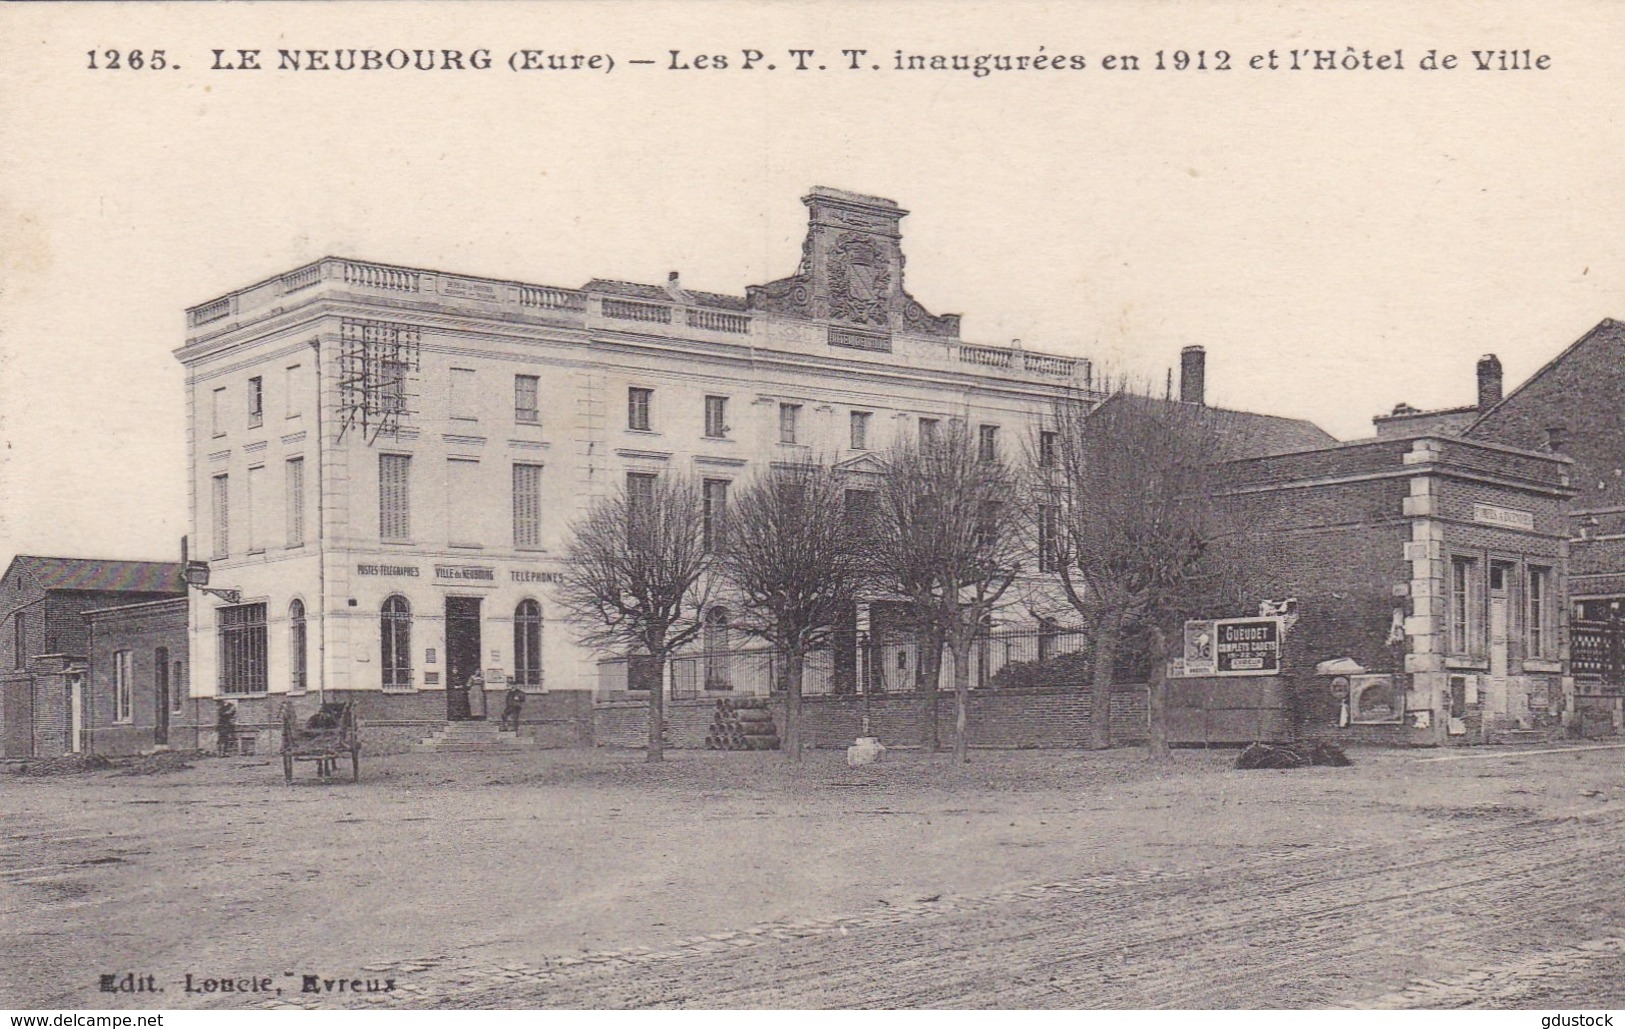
[704,697,781,751]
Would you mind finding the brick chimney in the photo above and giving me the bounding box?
[1180,345,1206,406]
[1477,354,1503,411]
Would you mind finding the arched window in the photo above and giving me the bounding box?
[289,599,308,692]
[381,595,412,690]
[514,599,543,688]
[704,606,731,691]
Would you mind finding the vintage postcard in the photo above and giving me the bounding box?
[2,0,1623,1016]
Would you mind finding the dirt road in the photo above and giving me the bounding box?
[3,744,1622,1009]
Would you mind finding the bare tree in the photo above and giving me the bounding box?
[557,473,710,762]
[718,460,864,761]
[873,421,1025,762]
[1039,386,1250,756]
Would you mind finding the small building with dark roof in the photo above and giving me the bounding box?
[1,555,185,758]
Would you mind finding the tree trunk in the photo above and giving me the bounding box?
[1147,625,1170,762]
[785,647,805,762]
[1089,608,1120,750]
[917,629,943,752]
[646,652,665,763]
[951,634,973,763]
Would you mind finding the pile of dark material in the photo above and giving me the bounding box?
[8,753,115,776]
[1235,740,1352,770]
[704,697,780,751]
[119,750,198,776]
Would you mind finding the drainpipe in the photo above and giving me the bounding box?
[311,336,327,708]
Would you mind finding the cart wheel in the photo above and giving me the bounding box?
[283,754,293,784]
[351,746,360,783]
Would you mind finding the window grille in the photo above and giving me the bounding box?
[217,604,268,695]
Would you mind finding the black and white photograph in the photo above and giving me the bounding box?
[2,0,1624,1016]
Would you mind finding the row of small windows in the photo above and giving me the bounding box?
[211,366,302,437]
[215,597,545,695]
[377,456,546,547]
[628,386,1012,456]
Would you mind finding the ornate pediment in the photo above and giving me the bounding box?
[746,187,960,340]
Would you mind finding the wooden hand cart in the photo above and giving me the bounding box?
[280,701,361,783]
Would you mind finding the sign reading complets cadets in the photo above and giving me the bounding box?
[1181,616,1282,676]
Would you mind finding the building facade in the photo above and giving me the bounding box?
[174,188,1107,746]
[0,556,185,758]
[83,598,190,756]
[1214,434,1574,745]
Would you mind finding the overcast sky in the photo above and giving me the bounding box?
[3,1,1623,566]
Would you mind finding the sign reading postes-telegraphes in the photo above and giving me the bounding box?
[1181,616,1283,677]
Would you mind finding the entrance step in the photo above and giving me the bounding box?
[414,721,538,752]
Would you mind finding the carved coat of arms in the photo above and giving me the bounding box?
[828,233,892,327]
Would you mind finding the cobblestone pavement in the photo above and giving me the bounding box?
[256,805,1625,1009]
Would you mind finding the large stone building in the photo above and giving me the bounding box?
[174,188,1120,747]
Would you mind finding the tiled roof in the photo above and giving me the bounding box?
[1098,393,1337,460]
[6,556,186,594]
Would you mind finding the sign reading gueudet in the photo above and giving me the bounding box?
[1179,617,1283,677]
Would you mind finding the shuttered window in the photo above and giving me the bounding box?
[211,474,229,558]
[246,464,266,553]
[447,459,480,546]
[379,454,411,541]
[285,457,305,546]
[513,463,544,548]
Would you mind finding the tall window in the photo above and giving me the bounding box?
[844,488,878,536]
[919,417,940,445]
[172,660,185,711]
[850,410,871,450]
[211,474,229,558]
[779,403,801,444]
[978,424,999,462]
[247,376,264,429]
[514,374,540,424]
[626,472,656,513]
[246,464,265,553]
[285,457,305,547]
[1039,430,1058,469]
[450,368,478,420]
[113,650,133,723]
[704,606,732,691]
[628,387,653,431]
[217,603,268,695]
[703,479,728,553]
[1038,504,1060,573]
[379,454,411,541]
[704,395,728,439]
[12,611,24,668]
[1449,556,1479,656]
[285,364,301,418]
[447,459,480,545]
[380,595,413,690]
[288,599,307,693]
[380,358,408,418]
[1528,566,1555,658]
[211,387,226,437]
[155,647,169,719]
[513,463,544,548]
[514,599,543,688]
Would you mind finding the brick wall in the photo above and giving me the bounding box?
[1469,318,1625,511]
[592,686,1151,751]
